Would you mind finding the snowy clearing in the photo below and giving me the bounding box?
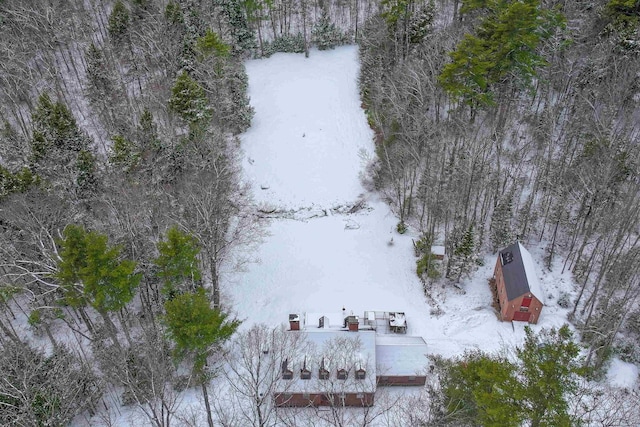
[229,45,591,362]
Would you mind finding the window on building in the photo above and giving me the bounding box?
[337,369,347,380]
[356,393,364,399]
[519,306,529,312]
[301,369,311,380]
[319,369,329,380]
[356,369,366,380]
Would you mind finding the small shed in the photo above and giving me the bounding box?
[431,245,446,260]
[493,242,544,324]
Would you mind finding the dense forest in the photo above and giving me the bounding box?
[0,0,638,425]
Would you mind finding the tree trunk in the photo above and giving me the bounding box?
[201,382,214,427]
[100,310,122,351]
[211,263,220,309]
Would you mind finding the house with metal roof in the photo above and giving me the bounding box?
[274,312,428,407]
[493,242,545,323]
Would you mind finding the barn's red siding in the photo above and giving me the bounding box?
[494,258,543,324]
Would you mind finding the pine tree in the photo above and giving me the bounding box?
[31,93,88,156]
[196,29,231,58]
[436,351,522,426]
[108,0,130,43]
[439,0,565,106]
[109,135,138,170]
[163,289,240,427]
[312,10,346,50]
[490,194,514,251]
[56,225,141,348]
[169,72,212,126]
[217,0,257,52]
[447,224,477,281]
[75,149,98,198]
[155,226,202,298]
[516,325,586,426]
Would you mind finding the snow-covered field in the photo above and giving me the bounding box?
[231,45,578,359]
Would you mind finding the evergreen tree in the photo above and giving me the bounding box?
[447,224,477,281]
[409,2,435,44]
[56,225,141,347]
[216,0,257,52]
[155,226,202,298]
[108,0,130,43]
[109,135,138,171]
[29,92,94,197]
[433,327,587,426]
[436,351,522,426]
[0,166,37,200]
[196,29,231,58]
[169,72,212,126]
[516,325,586,426]
[490,193,515,251]
[31,92,88,157]
[165,1,183,26]
[85,43,128,134]
[439,0,565,106]
[75,149,98,198]
[164,289,240,427]
[312,10,346,50]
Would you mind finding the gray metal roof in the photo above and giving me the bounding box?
[499,242,542,302]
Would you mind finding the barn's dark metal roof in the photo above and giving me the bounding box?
[499,242,541,302]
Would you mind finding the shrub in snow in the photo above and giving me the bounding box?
[557,291,571,308]
[614,337,640,364]
[415,233,441,280]
[262,33,306,57]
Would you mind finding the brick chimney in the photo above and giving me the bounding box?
[289,314,300,331]
[346,315,359,332]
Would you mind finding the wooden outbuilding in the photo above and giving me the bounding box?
[493,243,544,324]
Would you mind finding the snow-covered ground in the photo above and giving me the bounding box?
[82,45,636,426]
[230,45,585,360]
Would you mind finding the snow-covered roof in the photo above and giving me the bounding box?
[498,242,545,303]
[518,243,545,304]
[375,335,428,376]
[304,312,351,330]
[389,312,406,327]
[431,245,445,256]
[275,330,377,393]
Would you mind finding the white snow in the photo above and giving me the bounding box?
[375,335,429,376]
[241,46,373,209]
[431,245,445,256]
[230,46,575,362]
[518,242,546,304]
[606,358,639,389]
[277,330,378,393]
[80,44,635,426]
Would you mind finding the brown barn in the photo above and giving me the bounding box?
[274,328,378,407]
[274,313,428,407]
[493,243,545,324]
